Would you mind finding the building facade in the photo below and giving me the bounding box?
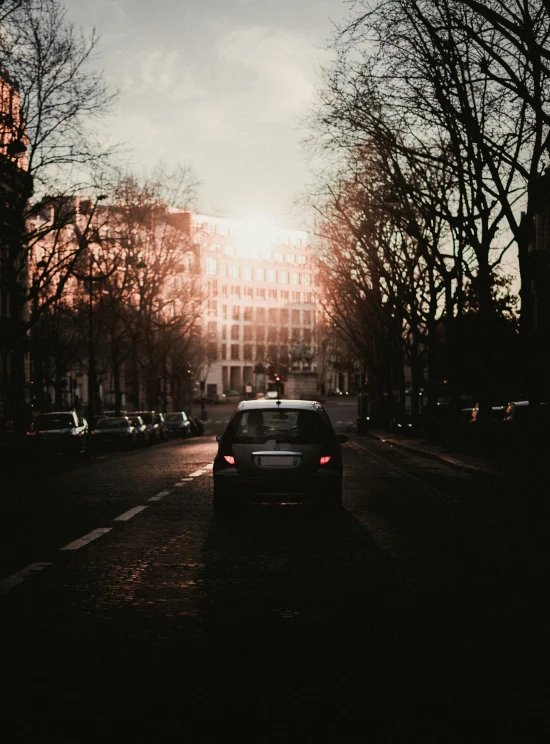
[182,213,317,398]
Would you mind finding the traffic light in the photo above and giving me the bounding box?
[274,374,281,384]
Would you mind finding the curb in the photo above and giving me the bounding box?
[363,430,522,483]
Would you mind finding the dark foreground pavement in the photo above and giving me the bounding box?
[1,432,549,726]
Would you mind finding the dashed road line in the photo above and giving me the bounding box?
[204,464,213,470]
[148,491,170,502]
[188,470,205,477]
[113,505,149,522]
[0,562,53,595]
[173,482,185,487]
[60,528,112,551]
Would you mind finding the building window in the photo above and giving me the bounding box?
[256,343,266,360]
[243,306,253,321]
[280,290,289,301]
[244,286,253,297]
[286,254,296,263]
[291,272,300,285]
[221,264,227,278]
[303,329,312,343]
[268,344,278,359]
[280,344,289,357]
[231,325,240,341]
[232,306,240,321]
[207,321,217,339]
[244,344,253,361]
[303,310,311,325]
[291,309,300,325]
[229,264,239,279]
[256,288,265,299]
[255,267,265,281]
[242,266,252,280]
[256,307,265,323]
[280,270,288,284]
[207,300,217,315]
[292,291,300,302]
[267,326,278,341]
[274,252,283,262]
[267,269,276,283]
[222,324,227,339]
[206,257,217,275]
[302,273,311,285]
[231,285,241,297]
[304,292,313,303]
[222,304,228,320]
[255,326,266,341]
[207,280,218,295]
[279,327,288,342]
[230,344,240,360]
[297,254,306,265]
[221,343,227,359]
[268,308,278,324]
[268,289,277,300]
[244,326,253,341]
[291,329,300,344]
[280,309,289,324]
[221,285,228,297]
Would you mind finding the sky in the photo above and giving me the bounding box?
[66,0,354,229]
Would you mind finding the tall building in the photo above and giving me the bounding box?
[181,212,316,398]
[1,69,32,434]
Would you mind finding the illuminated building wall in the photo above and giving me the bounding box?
[181,212,316,396]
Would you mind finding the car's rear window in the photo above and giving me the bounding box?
[228,409,332,444]
[164,413,183,422]
[96,418,128,428]
[35,414,74,430]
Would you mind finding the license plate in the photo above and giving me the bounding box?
[254,455,300,468]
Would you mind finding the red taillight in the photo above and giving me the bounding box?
[320,456,331,465]
[223,455,235,465]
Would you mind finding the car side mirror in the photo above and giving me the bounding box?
[216,434,222,443]
[336,434,348,445]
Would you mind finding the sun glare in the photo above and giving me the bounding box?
[236,212,275,259]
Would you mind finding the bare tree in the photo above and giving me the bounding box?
[1,0,116,430]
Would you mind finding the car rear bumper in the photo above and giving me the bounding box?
[213,469,341,504]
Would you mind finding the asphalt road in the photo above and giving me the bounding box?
[1,400,548,723]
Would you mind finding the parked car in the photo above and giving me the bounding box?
[470,404,505,426]
[502,400,548,431]
[127,415,149,446]
[26,410,89,457]
[154,412,169,442]
[133,411,161,443]
[164,411,193,438]
[213,399,348,514]
[327,388,343,396]
[188,415,205,437]
[220,390,243,404]
[91,416,137,450]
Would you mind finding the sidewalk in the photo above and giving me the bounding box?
[364,429,545,483]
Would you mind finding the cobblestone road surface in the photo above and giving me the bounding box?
[1,414,548,723]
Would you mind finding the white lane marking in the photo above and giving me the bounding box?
[173,482,185,487]
[0,562,53,595]
[204,463,213,470]
[60,528,112,551]
[188,470,204,477]
[148,491,170,502]
[113,505,148,522]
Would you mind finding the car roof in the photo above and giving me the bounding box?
[237,399,322,412]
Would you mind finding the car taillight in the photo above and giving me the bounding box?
[223,455,235,465]
[320,456,331,465]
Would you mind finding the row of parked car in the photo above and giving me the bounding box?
[25,409,204,457]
